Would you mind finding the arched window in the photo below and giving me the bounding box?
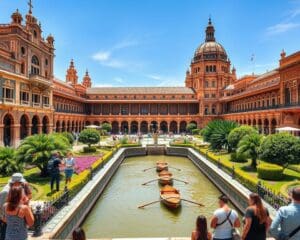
[31,55,40,75]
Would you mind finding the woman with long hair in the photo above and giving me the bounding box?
[72,228,86,240]
[3,186,34,240]
[192,215,212,240]
[242,193,272,240]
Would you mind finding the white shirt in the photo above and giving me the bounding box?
[213,208,238,239]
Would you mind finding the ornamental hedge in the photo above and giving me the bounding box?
[257,163,284,181]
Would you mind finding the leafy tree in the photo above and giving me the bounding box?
[78,129,100,148]
[237,133,262,168]
[201,120,238,152]
[228,125,258,151]
[101,123,112,133]
[259,132,300,167]
[0,147,23,176]
[186,123,197,133]
[17,134,70,177]
[57,132,74,145]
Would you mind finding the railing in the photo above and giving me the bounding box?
[32,102,41,107]
[2,98,15,104]
[21,100,29,105]
[257,181,290,210]
[43,103,50,108]
[223,102,300,114]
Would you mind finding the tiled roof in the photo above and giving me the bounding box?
[250,70,278,83]
[86,87,195,95]
[53,77,74,89]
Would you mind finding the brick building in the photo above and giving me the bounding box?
[0,7,299,147]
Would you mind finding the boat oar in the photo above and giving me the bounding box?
[142,179,159,185]
[138,197,174,209]
[181,198,205,207]
[169,166,181,171]
[173,178,189,184]
[143,167,156,172]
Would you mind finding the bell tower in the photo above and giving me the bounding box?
[82,70,92,88]
[66,59,78,85]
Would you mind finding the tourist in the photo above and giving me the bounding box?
[64,152,76,185]
[192,215,212,240]
[210,195,240,240]
[3,186,34,240]
[269,187,300,240]
[50,152,62,192]
[0,173,32,240]
[72,228,86,240]
[241,193,271,240]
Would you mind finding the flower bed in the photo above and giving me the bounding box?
[75,155,104,173]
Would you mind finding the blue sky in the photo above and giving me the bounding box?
[1,0,300,87]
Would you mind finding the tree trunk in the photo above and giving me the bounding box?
[251,158,257,169]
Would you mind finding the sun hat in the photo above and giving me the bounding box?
[8,173,26,184]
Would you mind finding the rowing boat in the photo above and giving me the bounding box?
[156,162,168,172]
[160,185,181,209]
[159,175,173,185]
[158,170,172,177]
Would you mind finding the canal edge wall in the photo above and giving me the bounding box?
[31,146,276,239]
[166,147,276,217]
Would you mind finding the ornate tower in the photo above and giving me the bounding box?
[185,18,235,117]
[66,59,78,85]
[82,70,92,88]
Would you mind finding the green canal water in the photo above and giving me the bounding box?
[82,155,238,238]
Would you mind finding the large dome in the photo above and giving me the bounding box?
[195,41,227,56]
[193,18,228,62]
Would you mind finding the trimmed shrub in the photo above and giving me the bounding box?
[230,152,247,163]
[257,164,284,181]
[83,146,97,153]
[120,143,142,147]
[78,129,100,147]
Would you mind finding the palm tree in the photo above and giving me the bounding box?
[17,134,70,177]
[0,147,23,176]
[237,133,262,169]
[202,120,238,152]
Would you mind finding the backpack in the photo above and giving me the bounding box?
[47,158,55,172]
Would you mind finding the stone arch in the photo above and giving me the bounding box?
[169,121,177,133]
[131,121,138,134]
[264,118,269,134]
[94,121,100,126]
[111,121,119,134]
[3,114,14,146]
[140,121,148,134]
[67,120,71,132]
[190,121,197,128]
[248,119,251,125]
[179,121,187,133]
[258,119,262,133]
[71,121,75,132]
[20,114,29,140]
[42,116,49,134]
[160,121,168,133]
[62,121,66,132]
[243,119,247,125]
[121,121,129,134]
[31,115,40,135]
[150,121,158,133]
[56,120,61,132]
[271,118,277,134]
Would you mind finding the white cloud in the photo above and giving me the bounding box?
[92,51,111,61]
[266,22,300,35]
[113,39,139,50]
[145,74,163,81]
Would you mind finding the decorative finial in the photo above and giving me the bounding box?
[86,69,89,75]
[208,15,212,25]
[28,0,33,14]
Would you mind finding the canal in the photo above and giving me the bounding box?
[82,155,239,238]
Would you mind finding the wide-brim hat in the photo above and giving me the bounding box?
[8,173,26,184]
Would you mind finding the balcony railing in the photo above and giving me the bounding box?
[29,74,52,87]
[21,100,29,106]
[2,98,15,104]
[43,103,50,108]
[33,102,41,107]
[223,102,300,114]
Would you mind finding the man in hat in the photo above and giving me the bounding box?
[0,173,32,240]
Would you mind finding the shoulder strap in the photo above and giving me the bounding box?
[216,210,232,227]
[288,224,300,239]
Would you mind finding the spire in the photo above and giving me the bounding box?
[28,0,33,14]
[66,59,78,85]
[11,9,23,24]
[205,17,215,42]
[82,69,92,88]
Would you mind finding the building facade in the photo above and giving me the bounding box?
[0,7,300,147]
